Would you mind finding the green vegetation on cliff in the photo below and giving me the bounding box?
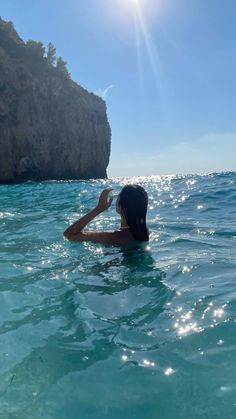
[0,18,70,78]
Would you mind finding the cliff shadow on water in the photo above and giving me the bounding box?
[0,18,111,183]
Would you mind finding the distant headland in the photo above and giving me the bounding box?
[0,17,111,183]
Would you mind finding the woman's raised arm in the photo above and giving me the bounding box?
[63,188,113,241]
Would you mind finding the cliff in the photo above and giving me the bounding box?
[0,18,111,182]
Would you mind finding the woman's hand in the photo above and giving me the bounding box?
[96,188,113,212]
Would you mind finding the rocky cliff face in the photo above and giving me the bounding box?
[0,18,111,182]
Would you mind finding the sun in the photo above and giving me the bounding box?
[128,0,140,4]
[126,0,141,10]
[121,0,142,10]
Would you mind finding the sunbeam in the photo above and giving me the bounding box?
[134,9,145,101]
[134,3,168,105]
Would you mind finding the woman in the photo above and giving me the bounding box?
[63,184,149,246]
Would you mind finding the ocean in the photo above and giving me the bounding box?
[0,172,236,418]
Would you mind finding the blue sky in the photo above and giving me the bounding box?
[1,0,236,176]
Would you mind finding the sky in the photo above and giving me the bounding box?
[1,0,236,177]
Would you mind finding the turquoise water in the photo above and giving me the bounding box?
[0,173,236,418]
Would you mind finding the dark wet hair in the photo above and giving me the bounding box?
[119,185,149,242]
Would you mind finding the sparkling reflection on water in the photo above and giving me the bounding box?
[0,173,236,418]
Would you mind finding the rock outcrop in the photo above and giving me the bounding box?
[0,18,111,182]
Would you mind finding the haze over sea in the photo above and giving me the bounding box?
[0,172,236,418]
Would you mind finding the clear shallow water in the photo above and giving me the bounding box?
[0,172,236,419]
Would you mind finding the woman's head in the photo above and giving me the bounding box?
[116,184,149,242]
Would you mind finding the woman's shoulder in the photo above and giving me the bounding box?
[114,228,147,247]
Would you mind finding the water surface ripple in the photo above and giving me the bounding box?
[0,172,236,418]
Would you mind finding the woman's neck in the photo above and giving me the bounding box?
[120,215,129,230]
